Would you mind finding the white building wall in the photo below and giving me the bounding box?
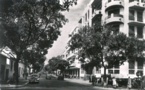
[64,0,145,79]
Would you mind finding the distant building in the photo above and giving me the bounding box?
[64,0,145,79]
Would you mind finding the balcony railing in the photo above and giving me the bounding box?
[129,0,145,10]
[105,0,124,11]
[107,14,123,19]
[105,14,124,24]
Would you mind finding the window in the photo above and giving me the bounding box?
[137,26,143,38]
[108,69,119,74]
[108,63,120,74]
[108,70,113,74]
[137,58,144,75]
[141,0,145,3]
[129,0,139,2]
[129,25,135,37]
[129,10,135,20]
[113,24,119,34]
[114,70,119,74]
[129,61,135,74]
[108,0,111,2]
[137,11,143,22]
[88,10,89,19]
[85,13,87,21]
[137,59,143,69]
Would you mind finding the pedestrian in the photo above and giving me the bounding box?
[92,74,96,86]
[112,77,117,88]
[128,76,132,89]
[108,73,112,86]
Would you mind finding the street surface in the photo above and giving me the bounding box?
[1,75,138,90]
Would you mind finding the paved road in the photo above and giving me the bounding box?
[2,75,139,90]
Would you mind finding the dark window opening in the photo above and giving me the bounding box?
[108,70,113,74]
[88,10,89,19]
[108,0,111,2]
[137,26,143,38]
[137,59,143,69]
[114,70,119,74]
[108,9,120,17]
[129,25,135,37]
[129,10,135,20]
[129,0,139,2]
[85,13,87,21]
[137,11,143,22]
[129,70,135,74]
[129,61,135,74]
[129,61,135,69]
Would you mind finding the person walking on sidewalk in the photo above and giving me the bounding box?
[128,76,132,90]
[92,75,96,86]
[112,77,117,88]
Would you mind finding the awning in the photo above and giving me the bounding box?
[68,66,79,70]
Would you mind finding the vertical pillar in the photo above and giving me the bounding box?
[76,69,78,78]
[135,26,137,38]
[143,60,145,76]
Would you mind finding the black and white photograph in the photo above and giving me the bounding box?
[0,0,145,90]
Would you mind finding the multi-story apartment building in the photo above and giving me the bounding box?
[64,0,145,79]
[63,27,86,78]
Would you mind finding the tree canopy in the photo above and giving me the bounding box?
[69,25,145,69]
[0,0,77,83]
[45,56,69,74]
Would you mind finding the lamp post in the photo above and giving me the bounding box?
[103,61,108,86]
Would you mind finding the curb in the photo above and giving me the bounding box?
[0,81,29,88]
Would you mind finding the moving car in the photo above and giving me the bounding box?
[29,74,39,83]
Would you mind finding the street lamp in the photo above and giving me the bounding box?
[103,61,108,86]
[104,61,108,67]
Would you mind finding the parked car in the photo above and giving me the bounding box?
[57,74,64,80]
[29,74,39,83]
[46,74,52,80]
[46,74,57,80]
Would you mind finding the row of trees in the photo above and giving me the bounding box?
[0,0,77,83]
[45,56,69,74]
[68,24,145,85]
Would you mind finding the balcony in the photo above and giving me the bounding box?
[92,10,102,18]
[105,14,124,25]
[105,0,124,11]
[129,1,145,10]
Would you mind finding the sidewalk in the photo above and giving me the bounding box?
[0,78,29,88]
[65,78,143,90]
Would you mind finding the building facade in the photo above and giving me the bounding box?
[63,27,86,78]
[64,0,145,79]
[0,47,27,83]
[0,47,15,82]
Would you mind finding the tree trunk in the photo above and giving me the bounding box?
[14,58,19,84]
[24,63,27,80]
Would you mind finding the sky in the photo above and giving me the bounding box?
[44,0,90,64]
